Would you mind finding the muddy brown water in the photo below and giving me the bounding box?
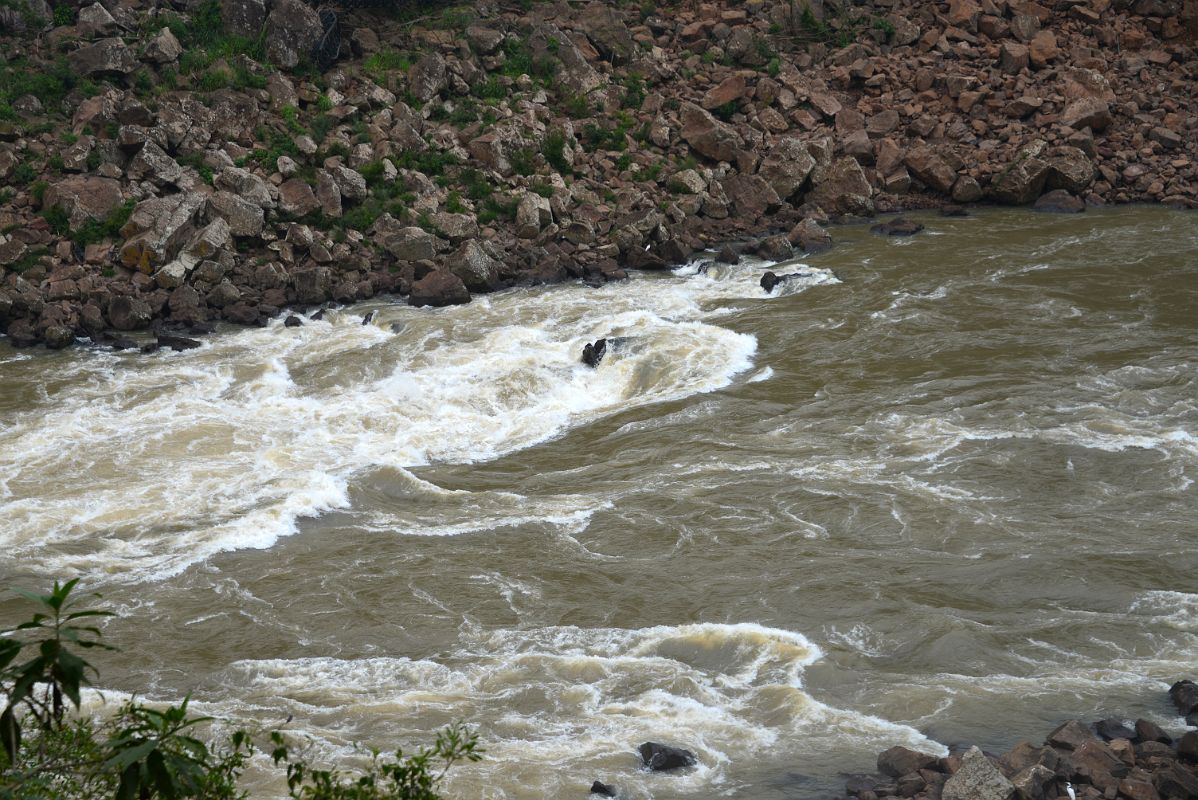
[1,207,1196,798]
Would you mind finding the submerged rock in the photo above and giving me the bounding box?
[760,270,815,294]
[870,218,925,236]
[1033,189,1085,213]
[589,780,616,796]
[582,338,607,368]
[638,742,696,772]
[157,333,202,351]
[284,315,303,327]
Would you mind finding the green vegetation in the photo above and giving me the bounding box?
[164,0,268,84]
[542,130,571,175]
[41,198,136,249]
[0,56,97,122]
[1,580,481,800]
[580,113,635,153]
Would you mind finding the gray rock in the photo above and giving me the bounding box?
[372,216,438,261]
[216,166,274,208]
[264,0,323,68]
[990,141,1050,205]
[807,156,874,216]
[943,747,1015,800]
[222,0,266,38]
[209,191,266,237]
[76,3,118,37]
[107,295,153,331]
[69,38,137,75]
[679,102,743,163]
[44,175,124,228]
[447,240,503,292]
[407,51,447,102]
[144,26,182,63]
[757,137,816,200]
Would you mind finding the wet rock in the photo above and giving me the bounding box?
[1136,719,1172,745]
[1153,764,1198,798]
[1068,739,1129,791]
[1095,719,1137,742]
[7,319,38,347]
[581,338,607,368]
[638,742,696,772]
[716,245,739,264]
[942,747,1015,800]
[870,218,924,236]
[755,235,793,262]
[1171,681,1198,716]
[877,746,940,778]
[284,315,303,328]
[1033,190,1085,213]
[760,270,815,294]
[590,781,616,797]
[941,204,969,217]
[157,333,202,351]
[407,270,470,308]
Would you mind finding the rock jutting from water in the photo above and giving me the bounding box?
[847,682,1198,800]
[2,0,1197,348]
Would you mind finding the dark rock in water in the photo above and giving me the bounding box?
[654,238,693,265]
[1094,718,1137,742]
[157,333,202,351]
[715,245,740,264]
[623,247,668,271]
[284,315,303,328]
[590,780,616,796]
[1178,730,1198,762]
[108,336,140,351]
[1171,680,1198,716]
[582,338,607,368]
[761,270,815,294]
[311,309,325,321]
[1033,189,1085,213]
[638,742,696,772]
[188,321,217,335]
[140,343,160,354]
[940,204,969,217]
[1188,711,1198,727]
[877,745,938,778]
[870,217,925,236]
[408,269,471,308]
[1135,719,1172,745]
[362,311,374,325]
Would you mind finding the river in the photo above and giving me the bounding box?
[1,207,1196,798]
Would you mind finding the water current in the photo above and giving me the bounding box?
[1,207,1196,798]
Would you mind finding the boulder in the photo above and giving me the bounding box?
[222,0,266,38]
[107,295,152,331]
[720,174,781,219]
[209,191,266,237]
[638,742,696,772]
[158,333,202,351]
[120,193,206,272]
[1067,739,1129,791]
[515,192,551,239]
[878,746,939,778]
[429,212,479,243]
[76,3,118,37]
[68,38,137,75]
[216,166,274,208]
[575,2,636,62]
[1043,146,1095,194]
[755,235,793,262]
[407,270,470,307]
[589,780,616,797]
[1178,731,1198,762]
[1154,765,1198,799]
[44,175,124,228]
[904,147,958,194]
[1135,719,1172,745]
[407,51,447,102]
[757,137,816,200]
[127,142,183,187]
[446,240,503,293]
[679,102,743,163]
[990,141,1050,205]
[1060,97,1111,131]
[1095,719,1137,742]
[1047,719,1099,751]
[702,75,747,110]
[581,338,606,368]
[1170,680,1198,715]
[279,179,320,217]
[264,0,323,68]
[372,217,438,261]
[807,156,874,216]
[789,218,832,253]
[327,164,367,203]
[1011,764,1056,800]
[144,27,183,63]
[760,270,817,293]
[943,747,1015,800]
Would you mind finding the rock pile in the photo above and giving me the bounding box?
[1,0,1196,347]
[846,680,1198,800]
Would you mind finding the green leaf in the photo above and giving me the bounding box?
[0,705,20,766]
[116,761,141,800]
[54,648,87,708]
[106,738,158,770]
[0,639,20,672]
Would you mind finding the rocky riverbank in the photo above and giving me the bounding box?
[0,0,1195,348]
[844,680,1198,800]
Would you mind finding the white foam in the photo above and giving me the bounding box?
[0,263,834,581]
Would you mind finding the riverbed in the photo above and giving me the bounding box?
[1,207,1196,798]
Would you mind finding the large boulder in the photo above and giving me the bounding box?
[943,747,1016,800]
[679,102,744,163]
[107,295,153,331]
[279,179,320,217]
[1060,96,1112,131]
[43,175,123,228]
[408,270,470,307]
[904,147,958,194]
[144,26,183,63]
[877,746,939,778]
[515,192,551,239]
[208,191,265,237]
[757,137,816,200]
[264,0,323,69]
[372,216,438,261]
[1044,146,1095,194]
[222,0,266,38]
[216,166,274,208]
[447,240,503,292]
[119,193,206,272]
[638,743,696,772]
[575,2,636,63]
[807,156,874,216]
[407,51,447,102]
[68,38,137,76]
[990,141,1050,205]
[720,174,781,219]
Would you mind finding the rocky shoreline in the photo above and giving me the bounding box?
[842,681,1198,800]
[0,0,1195,348]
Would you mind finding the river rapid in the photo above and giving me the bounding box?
[1,207,1196,798]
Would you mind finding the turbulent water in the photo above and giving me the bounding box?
[1,207,1197,798]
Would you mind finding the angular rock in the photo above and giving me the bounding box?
[44,175,124,228]
[373,217,438,261]
[991,141,1050,205]
[638,742,696,772]
[905,147,958,194]
[807,156,874,216]
[878,746,939,778]
[1048,719,1099,751]
[680,102,743,163]
[871,218,924,236]
[408,51,447,103]
[757,138,816,200]
[222,0,266,38]
[1061,97,1112,132]
[721,174,781,219]
[209,191,266,237]
[943,747,1015,800]
[217,166,274,208]
[69,38,137,75]
[790,218,832,253]
[702,75,747,110]
[408,269,470,307]
[447,240,503,293]
[516,192,551,239]
[264,0,323,69]
[279,179,320,217]
[1170,681,1198,715]
[144,27,183,63]
[107,295,152,331]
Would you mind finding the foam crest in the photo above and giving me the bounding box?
[0,263,829,581]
